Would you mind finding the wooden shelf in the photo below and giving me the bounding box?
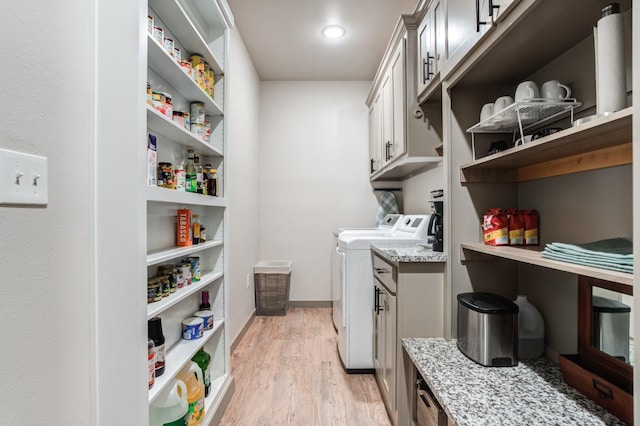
[146,185,227,206]
[460,107,632,183]
[147,106,223,156]
[148,320,225,404]
[460,243,633,286]
[147,35,223,116]
[147,270,223,319]
[371,156,442,181]
[147,240,223,266]
[148,0,224,75]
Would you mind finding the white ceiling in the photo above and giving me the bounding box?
[226,0,419,81]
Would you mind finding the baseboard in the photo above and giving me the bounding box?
[288,300,332,308]
[231,310,255,354]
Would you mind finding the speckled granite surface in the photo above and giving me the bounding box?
[371,242,447,263]
[402,338,626,426]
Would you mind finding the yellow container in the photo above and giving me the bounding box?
[176,362,205,425]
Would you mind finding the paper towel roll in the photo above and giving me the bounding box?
[595,4,626,115]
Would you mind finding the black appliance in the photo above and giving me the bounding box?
[428,199,443,252]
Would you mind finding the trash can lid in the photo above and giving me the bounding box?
[592,295,631,313]
[254,260,292,274]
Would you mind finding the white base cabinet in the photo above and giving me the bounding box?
[372,252,445,426]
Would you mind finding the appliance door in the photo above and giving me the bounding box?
[332,245,346,331]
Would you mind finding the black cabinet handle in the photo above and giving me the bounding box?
[592,379,614,400]
[385,141,393,161]
[370,158,375,174]
[489,0,500,17]
[422,59,428,84]
[374,287,384,315]
[476,0,488,32]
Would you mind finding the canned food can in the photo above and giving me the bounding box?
[188,256,201,281]
[190,102,205,124]
[147,16,154,34]
[178,261,192,285]
[153,26,164,43]
[173,47,181,62]
[194,310,214,330]
[163,37,174,56]
[190,123,206,140]
[182,317,204,340]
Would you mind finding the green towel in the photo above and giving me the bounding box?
[540,238,633,274]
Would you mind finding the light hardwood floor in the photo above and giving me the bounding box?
[219,307,391,426]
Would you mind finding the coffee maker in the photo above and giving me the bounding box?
[428,198,444,252]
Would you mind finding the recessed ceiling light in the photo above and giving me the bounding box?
[322,25,345,39]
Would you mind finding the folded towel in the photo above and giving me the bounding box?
[540,238,633,273]
[374,191,400,226]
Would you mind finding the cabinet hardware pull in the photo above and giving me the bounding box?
[422,59,428,84]
[476,0,488,32]
[592,379,614,400]
[375,268,389,274]
[370,158,375,174]
[374,287,381,314]
[488,0,500,17]
[426,53,435,79]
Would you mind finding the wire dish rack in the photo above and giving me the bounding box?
[466,99,582,160]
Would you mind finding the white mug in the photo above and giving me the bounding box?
[494,96,514,112]
[541,80,571,100]
[515,81,539,102]
[480,103,494,121]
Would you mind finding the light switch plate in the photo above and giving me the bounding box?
[0,148,48,206]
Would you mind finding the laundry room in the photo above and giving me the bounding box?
[1,0,637,425]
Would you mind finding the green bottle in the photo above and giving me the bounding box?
[191,347,211,397]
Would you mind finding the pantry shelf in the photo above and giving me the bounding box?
[203,374,234,424]
[147,107,223,157]
[148,0,224,75]
[460,107,633,183]
[460,243,633,286]
[146,185,227,206]
[147,35,223,117]
[147,270,224,319]
[149,320,225,404]
[147,240,223,266]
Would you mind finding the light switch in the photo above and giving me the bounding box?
[0,148,48,206]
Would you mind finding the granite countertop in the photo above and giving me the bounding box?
[371,241,447,263]
[402,338,625,426]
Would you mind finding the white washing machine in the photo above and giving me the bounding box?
[331,214,404,330]
[334,215,431,371]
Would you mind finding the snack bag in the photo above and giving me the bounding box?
[483,208,508,246]
[522,210,540,245]
[507,209,524,246]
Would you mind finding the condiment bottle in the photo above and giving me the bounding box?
[207,168,217,197]
[191,347,212,397]
[148,317,166,377]
[192,214,201,244]
[185,149,197,193]
[175,165,186,191]
[194,153,205,194]
[200,226,206,243]
[148,339,156,389]
[200,290,210,310]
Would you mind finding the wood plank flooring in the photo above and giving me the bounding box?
[219,307,391,426]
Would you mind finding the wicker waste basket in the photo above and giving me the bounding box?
[254,261,292,316]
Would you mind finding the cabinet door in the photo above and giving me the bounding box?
[416,8,433,96]
[381,71,393,167]
[384,290,397,410]
[373,285,385,380]
[443,0,492,77]
[369,93,382,175]
[391,41,405,160]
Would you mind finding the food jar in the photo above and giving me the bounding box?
[190,102,205,125]
[163,37,174,56]
[178,261,192,286]
[173,47,181,62]
[157,162,174,189]
[182,317,204,340]
[153,26,164,43]
[188,256,201,282]
[161,92,173,118]
[160,277,170,298]
[147,16,154,34]
[158,265,177,293]
[147,276,163,303]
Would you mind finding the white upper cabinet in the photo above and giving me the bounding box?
[369,93,382,175]
[416,0,444,102]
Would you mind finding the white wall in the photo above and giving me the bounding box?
[258,81,377,301]
[227,29,261,343]
[402,166,444,214]
[0,1,92,424]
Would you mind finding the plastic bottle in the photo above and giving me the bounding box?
[185,149,197,193]
[176,362,205,426]
[175,165,186,191]
[514,295,545,359]
[194,153,205,194]
[199,290,210,310]
[191,347,212,397]
[207,168,217,197]
[148,317,166,377]
[148,339,156,389]
[192,214,201,244]
[149,379,189,426]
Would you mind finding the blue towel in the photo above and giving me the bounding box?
[375,191,400,226]
[540,238,633,273]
